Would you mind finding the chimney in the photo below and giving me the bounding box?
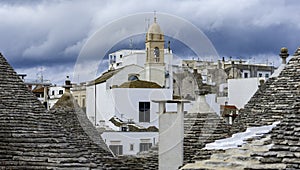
[221,57,225,69]
[64,76,72,93]
[152,99,190,170]
[279,47,289,64]
[259,78,265,88]
[189,90,213,113]
[193,68,198,74]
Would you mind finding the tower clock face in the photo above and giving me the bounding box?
[154,47,160,57]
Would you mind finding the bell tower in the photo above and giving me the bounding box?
[145,15,166,87]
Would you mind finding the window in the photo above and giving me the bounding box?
[109,55,113,64]
[140,143,152,152]
[120,54,123,58]
[82,98,85,107]
[154,47,160,62]
[59,90,63,95]
[128,75,139,81]
[265,73,269,78]
[258,73,262,77]
[109,145,123,156]
[139,102,150,122]
[51,91,55,95]
[121,126,128,132]
[244,72,248,78]
[130,144,134,151]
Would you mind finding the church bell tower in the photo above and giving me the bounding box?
[145,16,166,87]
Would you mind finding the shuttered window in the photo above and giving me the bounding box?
[109,145,123,156]
[140,143,152,152]
[139,102,150,122]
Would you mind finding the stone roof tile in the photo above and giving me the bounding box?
[231,54,300,134]
[180,52,300,169]
[0,53,104,169]
[0,52,164,169]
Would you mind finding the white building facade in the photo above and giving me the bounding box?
[86,17,177,155]
[101,132,158,156]
[48,86,65,108]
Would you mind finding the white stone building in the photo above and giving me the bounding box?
[86,17,178,155]
[48,86,65,109]
[71,82,87,111]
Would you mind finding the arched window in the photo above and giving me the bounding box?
[128,75,139,81]
[154,47,160,62]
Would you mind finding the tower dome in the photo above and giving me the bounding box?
[146,17,164,42]
[147,21,163,34]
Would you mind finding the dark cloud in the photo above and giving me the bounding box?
[0,0,299,84]
[205,23,300,57]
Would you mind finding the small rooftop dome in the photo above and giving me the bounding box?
[147,21,163,35]
[146,17,164,41]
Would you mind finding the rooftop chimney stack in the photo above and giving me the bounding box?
[152,99,190,170]
[64,76,72,93]
[280,47,289,64]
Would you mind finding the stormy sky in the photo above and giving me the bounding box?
[0,0,299,84]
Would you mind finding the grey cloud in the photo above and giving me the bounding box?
[0,0,299,83]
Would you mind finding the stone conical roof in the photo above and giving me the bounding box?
[50,92,111,153]
[231,52,300,134]
[181,101,300,170]
[0,52,165,169]
[184,111,230,163]
[0,53,102,169]
[49,92,156,169]
[180,51,300,169]
[183,96,230,164]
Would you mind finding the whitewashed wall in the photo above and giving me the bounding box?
[122,53,146,68]
[205,94,221,115]
[101,132,158,155]
[48,86,65,108]
[228,78,261,109]
[110,88,172,128]
[86,84,96,125]
[86,84,173,128]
